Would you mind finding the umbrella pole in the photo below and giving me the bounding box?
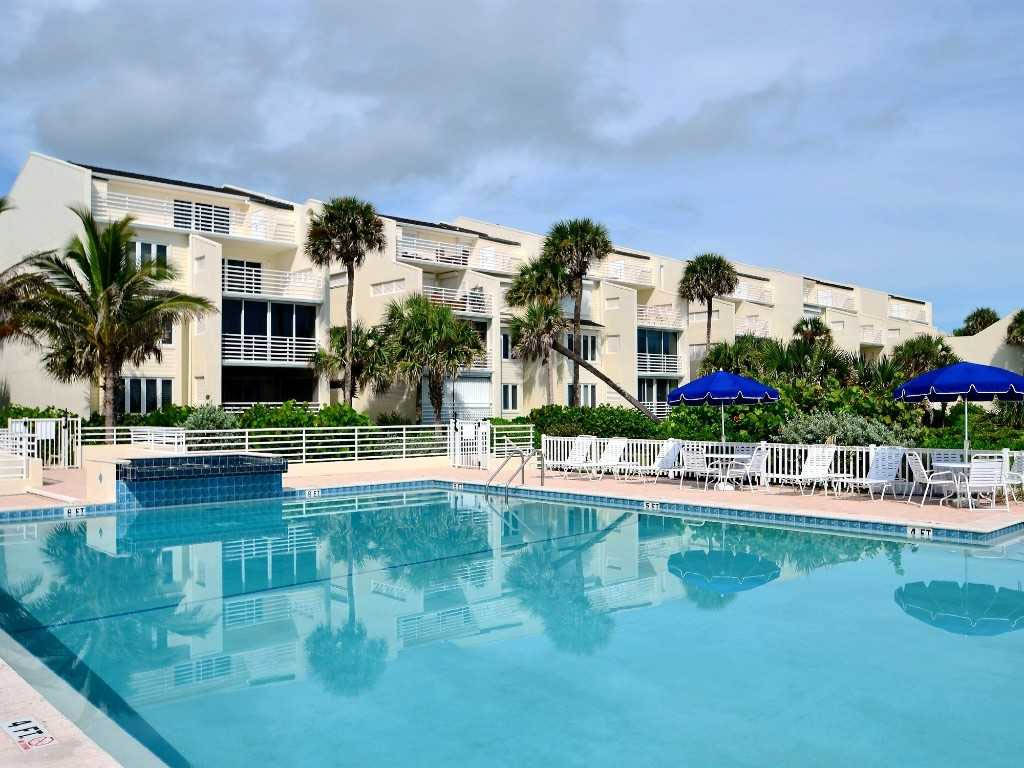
[963,398,969,460]
[721,404,726,444]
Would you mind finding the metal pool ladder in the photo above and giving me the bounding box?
[485,443,544,501]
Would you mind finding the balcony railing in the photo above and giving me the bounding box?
[465,350,490,371]
[729,283,774,304]
[93,191,295,244]
[805,289,856,312]
[736,320,771,338]
[221,401,323,413]
[888,303,928,323]
[640,401,672,419]
[588,260,655,286]
[636,305,686,329]
[422,285,493,315]
[637,352,680,375]
[396,235,470,267]
[222,333,317,364]
[222,264,324,302]
[470,249,524,275]
[860,328,885,345]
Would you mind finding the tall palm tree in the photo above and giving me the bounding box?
[305,197,386,407]
[21,208,213,427]
[1006,310,1024,347]
[678,253,738,348]
[892,334,959,379]
[953,307,1000,337]
[792,316,832,345]
[508,301,569,405]
[380,294,483,424]
[311,321,392,402]
[541,219,612,406]
[504,255,569,307]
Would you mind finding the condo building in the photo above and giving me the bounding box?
[6,152,1017,424]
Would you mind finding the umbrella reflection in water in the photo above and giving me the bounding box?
[894,581,1024,637]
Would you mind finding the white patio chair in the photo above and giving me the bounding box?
[905,451,957,507]
[930,449,965,468]
[679,447,717,489]
[718,445,768,491]
[621,439,682,483]
[579,437,628,478]
[955,457,1009,512]
[848,446,906,501]
[547,435,596,476]
[1007,451,1023,503]
[778,444,836,495]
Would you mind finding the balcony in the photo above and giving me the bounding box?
[888,303,928,323]
[637,305,686,330]
[589,260,655,286]
[860,328,885,346]
[736,319,771,338]
[221,334,317,365]
[728,282,774,305]
[469,248,524,275]
[640,401,672,419]
[93,190,295,244]
[396,235,470,268]
[637,352,680,375]
[804,288,856,312]
[465,350,490,371]
[423,285,493,316]
[222,264,324,302]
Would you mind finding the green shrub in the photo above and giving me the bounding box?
[182,404,238,430]
[373,410,415,427]
[236,401,316,429]
[776,411,912,446]
[0,403,73,424]
[314,404,371,428]
[527,405,661,440]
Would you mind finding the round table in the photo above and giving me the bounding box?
[704,452,752,491]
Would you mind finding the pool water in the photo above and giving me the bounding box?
[1,488,1022,767]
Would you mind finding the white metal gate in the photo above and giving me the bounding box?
[8,417,82,468]
[448,420,490,470]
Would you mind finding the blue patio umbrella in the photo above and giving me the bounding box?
[894,580,1024,637]
[893,362,1024,456]
[668,550,781,595]
[667,371,780,442]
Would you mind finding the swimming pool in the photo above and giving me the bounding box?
[0,486,1022,767]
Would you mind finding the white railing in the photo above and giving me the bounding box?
[729,283,774,304]
[861,328,885,345]
[130,427,186,451]
[0,430,32,480]
[466,350,490,371]
[637,352,680,375]
[888,303,928,323]
[81,423,533,465]
[423,404,493,424]
[805,288,856,312]
[589,260,655,286]
[422,285,493,315]
[736,319,771,338]
[640,401,673,419]
[637,305,686,330]
[470,249,523,275]
[396,235,471,267]
[221,401,323,414]
[93,191,295,244]
[221,333,317,364]
[221,264,324,302]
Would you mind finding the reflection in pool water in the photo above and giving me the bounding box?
[0,489,1022,767]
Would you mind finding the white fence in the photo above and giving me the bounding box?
[82,423,534,465]
[7,417,81,468]
[221,263,324,302]
[221,333,317,364]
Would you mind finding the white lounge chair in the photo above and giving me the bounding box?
[547,435,596,476]
[905,451,957,506]
[679,447,717,489]
[717,445,768,491]
[778,444,836,495]
[620,439,682,483]
[579,437,628,478]
[1007,452,1023,503]
[955,456,1010,512]
[848,446,906,501]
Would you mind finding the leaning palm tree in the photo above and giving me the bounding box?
[1006,310,1024,347]
[541,219,612,406]
[21,208,213,427]
[678,253,738,348]
[792,316,832,345]
[305,197,386,407]
[311,321,392,402]
[380,294,483,424]
[550,334,656,420]
[508,301,569,405]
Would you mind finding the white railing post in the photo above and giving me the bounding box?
[301,429,307,464]
[354,427,360,461]
[402,426,408,459]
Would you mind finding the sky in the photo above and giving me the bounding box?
[2,0,1021,331]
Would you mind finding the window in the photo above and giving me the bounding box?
[127,240,168,268]
[123,377,173,414]
[637,329,677,355]
[638,378,672,403]
[243,301,268,336]
[567,333,598,361]
[567,384,596,407]
[502,384,519,411]
[501,331,511,360]
[371,278,405,296]
[161,318,174,346]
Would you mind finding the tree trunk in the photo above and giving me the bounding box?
[705,297,713,348]
[571,275,583,407]
[552,340,657,421]
[102,365,116,430]
[345,262,355,408]
[428,373,444,425]
[346,522,356,628]
[544,347,555,405]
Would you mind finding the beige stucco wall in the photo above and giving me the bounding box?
[946,311,1024,373]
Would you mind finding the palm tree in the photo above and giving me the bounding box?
[0,197,45,350]
[892,334,959,379]
[305,197,386,407]
[678,253,738,348]
[380,294,483,424]
[1006,310,1024,347]
[953,307,1000,337]
[311,321,392,402]
[21,208,213,427]
[504,255,569,307]
[792,316,832,345]
[541,219,612,406]
[508,301,569,405]
[551,335,656,420]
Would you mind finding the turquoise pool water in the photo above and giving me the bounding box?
[0,488,1022,767]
